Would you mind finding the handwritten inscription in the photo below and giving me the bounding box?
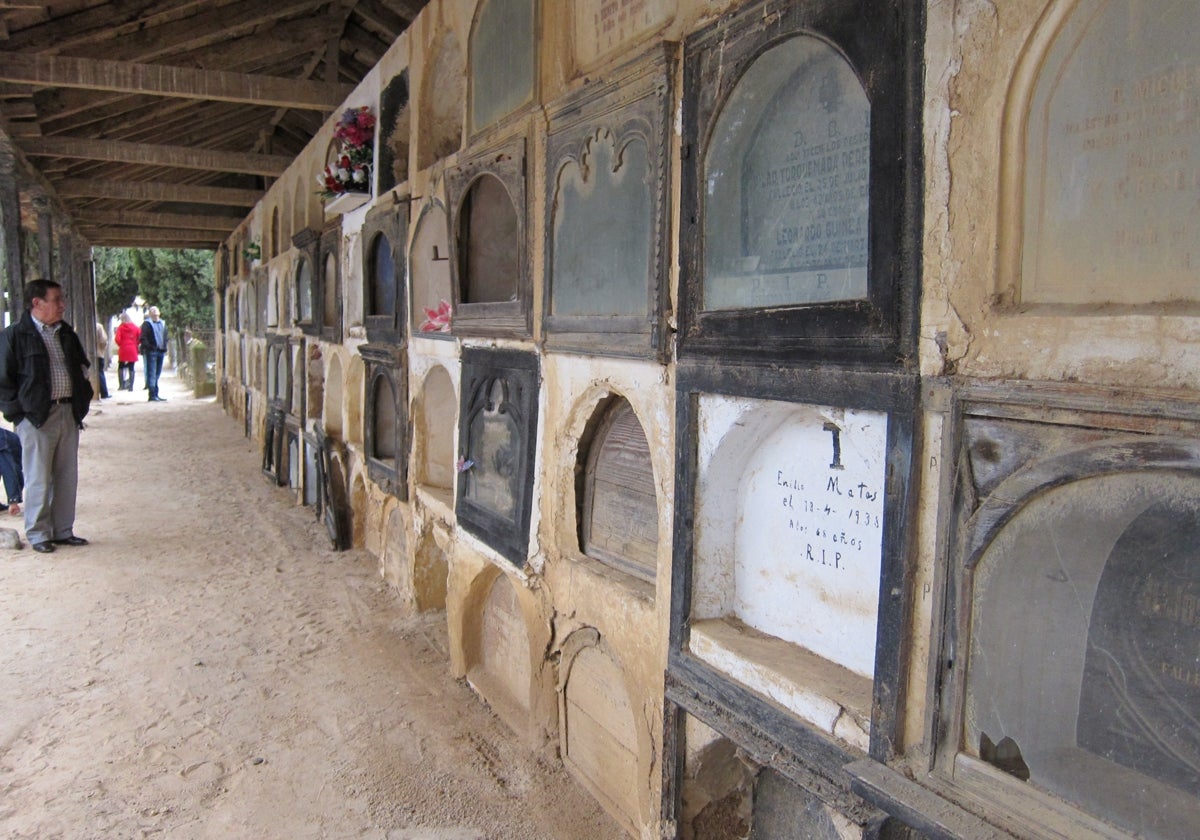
[1023,6,1200,304]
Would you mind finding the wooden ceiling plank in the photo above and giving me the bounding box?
[55,178,259,206]
[21,136,291,176]
[352,0,407,40]
[0,54,352,110]
[74,208,240,231]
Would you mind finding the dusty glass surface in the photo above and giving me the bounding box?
[370,233,396,317]
[966,471,1200,838]
[372,377,397,459]
[703,36,869,310]
[1021,1,1200,305]
[296,260,313,322]
[470,0,534,132]
[464,379,518,519]
[551,132,652,317]
[462,175,519,304]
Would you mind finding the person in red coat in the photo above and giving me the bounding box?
[113,312,141,392]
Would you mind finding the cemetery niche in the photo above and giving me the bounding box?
[361,200,407,343]
[543,45,674,360]
[468,0,535,136]
[677,0,922,363]
[292,227,320,335]
[1004,0,1200,307]
[360,343,408,500]
[410,199,453,339]
[445,138,531,337]
[455,348,539,566]
[933,387,1200,840]
[319,227,342,343]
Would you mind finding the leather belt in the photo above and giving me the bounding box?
[51,397,72,404]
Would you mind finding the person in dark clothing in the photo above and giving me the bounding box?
[0,279,93,553]
[140,306,168,402]
[0,427,23,516]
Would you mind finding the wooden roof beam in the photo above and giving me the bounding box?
[74,209,241,232]
[54,178,261,206]
[0,54,351,110]
[21,136,290,176]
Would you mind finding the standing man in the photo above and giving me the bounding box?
[0,279,93,554]
[140,305,168,402]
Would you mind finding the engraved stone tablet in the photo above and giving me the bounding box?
[704,36,870,310]
[1021,2,1200,304]
[470,0,535,132]
[464,380,519,519]
[573,0,672,69]
[1079,499,1200,796]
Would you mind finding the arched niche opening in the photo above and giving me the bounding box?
[576,395,658,583]
[559,632,642,834]
[417,34,464,171]
[458,174,518,304]
[266,270,278,327]
[417,365,455,501]
[467,572,533,722]
[410,201,453,337]
[322,250,338,330]
[367,231,396,320]
[379,70,410,193]
[270,207,280,259]
[295,257,314,326]
[468,0,535,134]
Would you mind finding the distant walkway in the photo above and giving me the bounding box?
[0,371,619,839]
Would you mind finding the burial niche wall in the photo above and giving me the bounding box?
[577,395,658,583]
[417,34,464,171]
[1002,0,1200,306]
[446,139,531,337]
[678,0,921,364]
[292,228,319,334]
[361,343,407,499]
[456,348,540,566]
[410,199,453,338]
[559,631,643,834]
[543,45,674,359]
[468,0,535,136]
[319,228,342,343]
[361,200,406,343]
[930,388,1200,840]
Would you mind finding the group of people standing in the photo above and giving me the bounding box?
[111,306,169,401]
[0,280,170,554]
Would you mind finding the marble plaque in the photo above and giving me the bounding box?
[470,0,535,132]
[704,36,869,310]
[573,0,671,69]
[1021,2,1200,304]
[1079,499,1200,796]
[480,575,531,709]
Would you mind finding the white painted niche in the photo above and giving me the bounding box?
[690,394,887,749]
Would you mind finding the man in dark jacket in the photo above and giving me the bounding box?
[139,305,168,402]
[0,279,93,553]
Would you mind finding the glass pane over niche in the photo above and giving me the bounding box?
[296,260,313,323]
[469,0,534,133]
[965,470,1200,839]
[461,175,519,304]
[704,35,869,310]
[370,234,396,318]
[552,132,651,318]
[1017,0,1200,305]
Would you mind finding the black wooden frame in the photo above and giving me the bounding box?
[360,342,409,500]
[663,360,919,825]
[361,198,408,344]
[444,136,532,338]
[541,43,675,361]
[455,347,540,566]
[265,334,291,414]
[292,227,320,335]
[677,0,923,365]
[318,225,342,344]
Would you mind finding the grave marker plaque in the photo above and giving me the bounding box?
[573,0,671,69]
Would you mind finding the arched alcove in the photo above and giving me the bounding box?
[417,365,455,498]
[458,174,518,304]
[410,200,452,336]
[468,572,533,716]
[345,354,366,446]
[417,34,464,171]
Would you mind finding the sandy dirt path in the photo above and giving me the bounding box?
[0,370,622,839]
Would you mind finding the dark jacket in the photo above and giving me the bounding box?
[140,318,168,355]
[0,311,93,428]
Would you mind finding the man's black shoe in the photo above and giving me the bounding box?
[52,536,88,546]
[31,541,55,553]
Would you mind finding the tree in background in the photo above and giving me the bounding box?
[94,248,214,332]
